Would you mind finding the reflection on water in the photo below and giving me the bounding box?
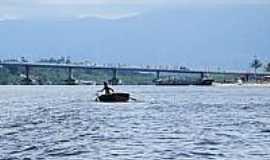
[0,85,270,159]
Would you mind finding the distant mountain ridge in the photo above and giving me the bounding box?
[0,5,269,70]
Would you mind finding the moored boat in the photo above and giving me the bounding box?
[155,78,214,86]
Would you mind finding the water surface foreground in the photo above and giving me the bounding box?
[0,85,270,159]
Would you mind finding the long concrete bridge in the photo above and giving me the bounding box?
[0,62,269,85]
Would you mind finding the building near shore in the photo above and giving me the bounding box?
[263,76,270,82]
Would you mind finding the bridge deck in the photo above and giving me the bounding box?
[0,62,269,76]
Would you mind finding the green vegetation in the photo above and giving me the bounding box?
[0,58,156,85]
[251,57,262,72]
[0,67,20,85]
[250,57,263,81]
[0,68,156,85]
[1,57,269,85]
[266,62,270,72]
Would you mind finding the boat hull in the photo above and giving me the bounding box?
[97,93,130,102]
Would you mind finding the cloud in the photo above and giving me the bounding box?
[0,0,148,20]
[0,0,269,21]
[37,0,165,6]
[19,0,270,6]
[0,14,19,22]
[78,12,141,20]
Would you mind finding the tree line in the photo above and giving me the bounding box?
[250,57,270,73]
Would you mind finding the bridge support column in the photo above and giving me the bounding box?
[109,69,120,85]
[22,66,32,85]
[246,74,249,82]
[26,66,30,81]
[68,67,73,80]
[156,71,160,80]
[65,67,76,85]
[200,72,204,80]
[153,71,161,83]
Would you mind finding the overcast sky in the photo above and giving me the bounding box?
[1,0,270,20]
[0,0,269,69]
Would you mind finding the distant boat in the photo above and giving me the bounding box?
[77,80,96,85]
[155,78,214,86]
[237,79,243,85]
[96,93,130,102]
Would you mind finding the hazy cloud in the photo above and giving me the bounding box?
[3,0,269,6]
[0,14,19,22]
[78,12,141,20]
[0,0,269,20]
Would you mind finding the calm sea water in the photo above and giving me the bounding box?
[0,85,270,160]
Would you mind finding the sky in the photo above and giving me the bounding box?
[0,0,270,70]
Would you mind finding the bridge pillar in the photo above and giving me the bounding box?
[246,74,249,82]
[65,67,76,85]
[26,66,30,80]
[113,69,117,80]
[156,71,160,80]
[22,66,32,85]
[68,67,73,80]
[109,69,120,85]
[200,72,204,80]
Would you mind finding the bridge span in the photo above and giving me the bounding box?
[0,62,269,85]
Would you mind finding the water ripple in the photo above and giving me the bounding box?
[1,86,270,159]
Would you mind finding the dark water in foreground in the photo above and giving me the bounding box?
[0,85,270,160]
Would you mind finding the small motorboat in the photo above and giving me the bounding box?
[96,93,130,102]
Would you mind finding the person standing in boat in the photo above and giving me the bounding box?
[98,82,114,95]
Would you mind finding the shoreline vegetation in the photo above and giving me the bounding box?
[0,57,269,85]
